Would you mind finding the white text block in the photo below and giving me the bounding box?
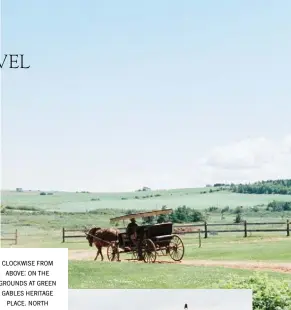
[0,248,68,309]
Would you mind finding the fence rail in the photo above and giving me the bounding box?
[0,229,18,245]
[61,227,126,242]
[61,220,289,242]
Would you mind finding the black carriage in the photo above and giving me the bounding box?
[107,209,185,263]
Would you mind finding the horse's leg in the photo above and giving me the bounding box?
[100,246,104,261]
[94,244,100,261]
[95,246,103,261]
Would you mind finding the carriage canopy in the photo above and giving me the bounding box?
[110,208,173,223]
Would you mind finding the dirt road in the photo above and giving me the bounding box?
[68,249,291,274]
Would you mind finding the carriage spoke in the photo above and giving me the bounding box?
[107,243,120,262]
[141,239,157,263]
[131,249,138,260]
[168,235,185,261]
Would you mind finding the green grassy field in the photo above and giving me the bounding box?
[68,261,291,289]
[1,187,291,288]
[2,188,291,212]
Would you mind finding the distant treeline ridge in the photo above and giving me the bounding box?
[212,179,291,195]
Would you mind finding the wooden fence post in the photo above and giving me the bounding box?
[198,229,201,248]
[15,229,18,245]
[204,222,208,239]
[287,220,290,237]
[244,220,247,237]
[62,228,65,243]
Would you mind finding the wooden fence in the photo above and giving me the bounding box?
[177,220,290,238]
[62,220,289,243]
[0,229,18,245]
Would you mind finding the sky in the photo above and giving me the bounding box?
[68,289,252,310]
[1,0,291,192]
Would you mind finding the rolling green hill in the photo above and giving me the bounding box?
[2,180,291,213]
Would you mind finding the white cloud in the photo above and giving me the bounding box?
[114,135,291,190]
[2,133,291,192]
[200,134,291,184]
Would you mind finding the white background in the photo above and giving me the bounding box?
[0,248,68,309]
[68,289,252,310]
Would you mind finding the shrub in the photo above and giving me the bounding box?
[252,206,259,212]
[208,206,219,212]
[234,213,243,223]
[218,274,291,310]
[142,216,154,224]
[267,201,291,212]
[156,206,204,224]
[5,206,41,211]
[169,206,204,223]
[221,206,230,213]
[233,206,243,214]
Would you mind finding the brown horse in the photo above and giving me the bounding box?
[86,227,119,261]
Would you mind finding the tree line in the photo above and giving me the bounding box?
[229,179,291,195]
[142,200,291,224]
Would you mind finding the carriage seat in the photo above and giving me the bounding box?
[119,232,128,243]
[119,232,133,249]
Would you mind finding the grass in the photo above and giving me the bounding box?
[2,189,291,212]
[68,261,291,289]
[184,237,291,261]
[1,187,291,288]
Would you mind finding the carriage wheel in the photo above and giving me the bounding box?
[107,243,120,262]
[168,235,184,261]
[141,239,157,263]
[131,249,138,260]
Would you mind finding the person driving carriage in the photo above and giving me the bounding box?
[126,218,138,243]
[126,218,143,260]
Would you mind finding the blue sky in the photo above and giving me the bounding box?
[68,289,252,310]
[1,0,291,192]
